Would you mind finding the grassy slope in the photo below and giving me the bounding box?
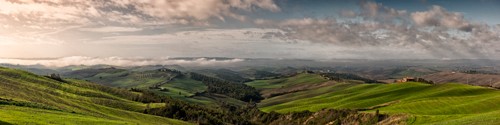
[0,67,189,125]
[260,82,500,124]
[160,76,207,97]
[0,106,128,125]
[258,82,359,107]
[154,76,217,105]
[246,73,328,89]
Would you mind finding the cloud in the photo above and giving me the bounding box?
[134,0,280,22]
[79,26,142,33]
[0,56,245,67]
[86,28,285,44]
[258,18,381,46]
[411,5,474,32]
[359,1,408,22]
[0,0,92,27]
[0,0,281,47]
[255,2,500,59]
[0,0,280,27]
[1,0,498,60]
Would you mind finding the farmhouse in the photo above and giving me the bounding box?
[395,76,434,84]
[395,77,416,82]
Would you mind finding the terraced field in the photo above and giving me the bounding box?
[0,67,189,125]
[260,82,500,124]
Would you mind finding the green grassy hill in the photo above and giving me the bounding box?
[159,75,207,97]
[0,67,189,125]
[260,82,500,124]
[257,82,359,107]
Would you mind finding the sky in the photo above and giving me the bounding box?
[0,0,500,64]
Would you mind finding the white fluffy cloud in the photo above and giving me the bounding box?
[411,5,473,31]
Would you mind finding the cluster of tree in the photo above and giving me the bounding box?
[157,68,182,74]
[129,88,170,103]
[252,70,281,80]
[189,72,263,102]
[320,73,379,83]
[146,99,253,125]
[414,78,434,84]
[144,97,387,125]
[46,73,65,82]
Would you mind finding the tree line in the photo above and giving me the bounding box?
[320,73,379,83]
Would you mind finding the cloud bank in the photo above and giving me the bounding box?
[0,56,245,67]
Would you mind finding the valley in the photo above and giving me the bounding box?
[2,61,500,124]
[1,0,499,124]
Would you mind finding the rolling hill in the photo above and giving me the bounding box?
[246,73,330,98]
[62,67,179,88]
[0,67,189,125]
[13,64,500,124]
[259,82,500,124]
[63,67,261,107]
